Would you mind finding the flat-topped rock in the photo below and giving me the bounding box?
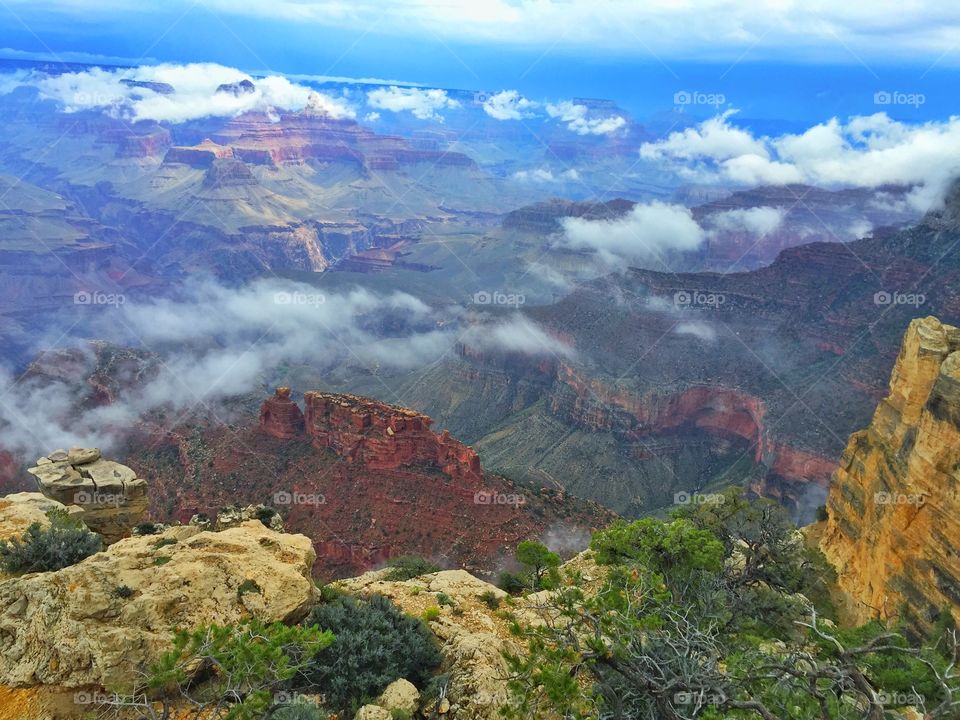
[27,450,148,544]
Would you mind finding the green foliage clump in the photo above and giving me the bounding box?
[270,695,328,720]
[503,487,960,720]
[383,554,440,581]
[134,522,160,535]
[421,606,440,622]
[435,592,455,607]
[479,590,501,610]
[254,506,278,525]
[0,509,101,574]
[515,540,561,591]
[301,594,442,714]
[148,619,333,720]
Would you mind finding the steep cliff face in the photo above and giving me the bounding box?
[820,316,960,630]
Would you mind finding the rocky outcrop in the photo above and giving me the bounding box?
[259,386,305,439]
[27,449,147,544]
[0,493,81,545]
[0,520,318,688]
[340,569,517,720]
[820,317,960,631]
[259,389,484,485]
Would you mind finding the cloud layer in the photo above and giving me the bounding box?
[641,111,960,210]
[0,63,355,123]
[366,86,461,121]
[560,201,705,268]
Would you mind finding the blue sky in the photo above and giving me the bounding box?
[1,1,957,122]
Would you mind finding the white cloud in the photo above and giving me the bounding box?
[483,90,537,120]
[641,112,960,211]
[674,321,718,342]
[545,101,626,136]
[707,206,786,236]
[366,86,460,121]
[560,201,704,268]
[512,167,580,182]
[363,111,381,122]
[464,315,575,359]
[0,63,355,123]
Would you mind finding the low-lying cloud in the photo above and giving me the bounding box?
[483,90,538,120]
[366,86,460,121]
[0,279,569,458]
[546,101,626,136]
[641,111,960,211]
[560,201,704,269]
[0,63,355,123]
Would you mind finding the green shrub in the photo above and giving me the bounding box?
[301,594,442,713]
[134,522,160,535]
[115,585,134,599]
[497,571,529,595]
[383,555,440,581]
[479,590,501,610]
[270,696,328,720]
[435,592,455,607]
[0,510,101,574]
[421,606,440,622]
[149,619,333,720]
[255,506,278,525]
[153,538,178,549]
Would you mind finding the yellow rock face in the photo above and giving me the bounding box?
[820,316,960,631]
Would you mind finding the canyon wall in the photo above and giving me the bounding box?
[820,316,960,631]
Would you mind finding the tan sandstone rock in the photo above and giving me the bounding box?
[355,705,392,720]
[820,317,960,631]
[377,677,420,714]
[27,449,148,544]
[0,520,319,688]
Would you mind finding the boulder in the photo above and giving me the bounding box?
[354,705,392,720]
[377,677,419,714]
[27,449,147,544]
[0,520,319,688]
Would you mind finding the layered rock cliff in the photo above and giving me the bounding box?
[820,316,960,631]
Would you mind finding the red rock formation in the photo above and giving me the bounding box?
[299,391,483,484]
[258,387,305,440]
